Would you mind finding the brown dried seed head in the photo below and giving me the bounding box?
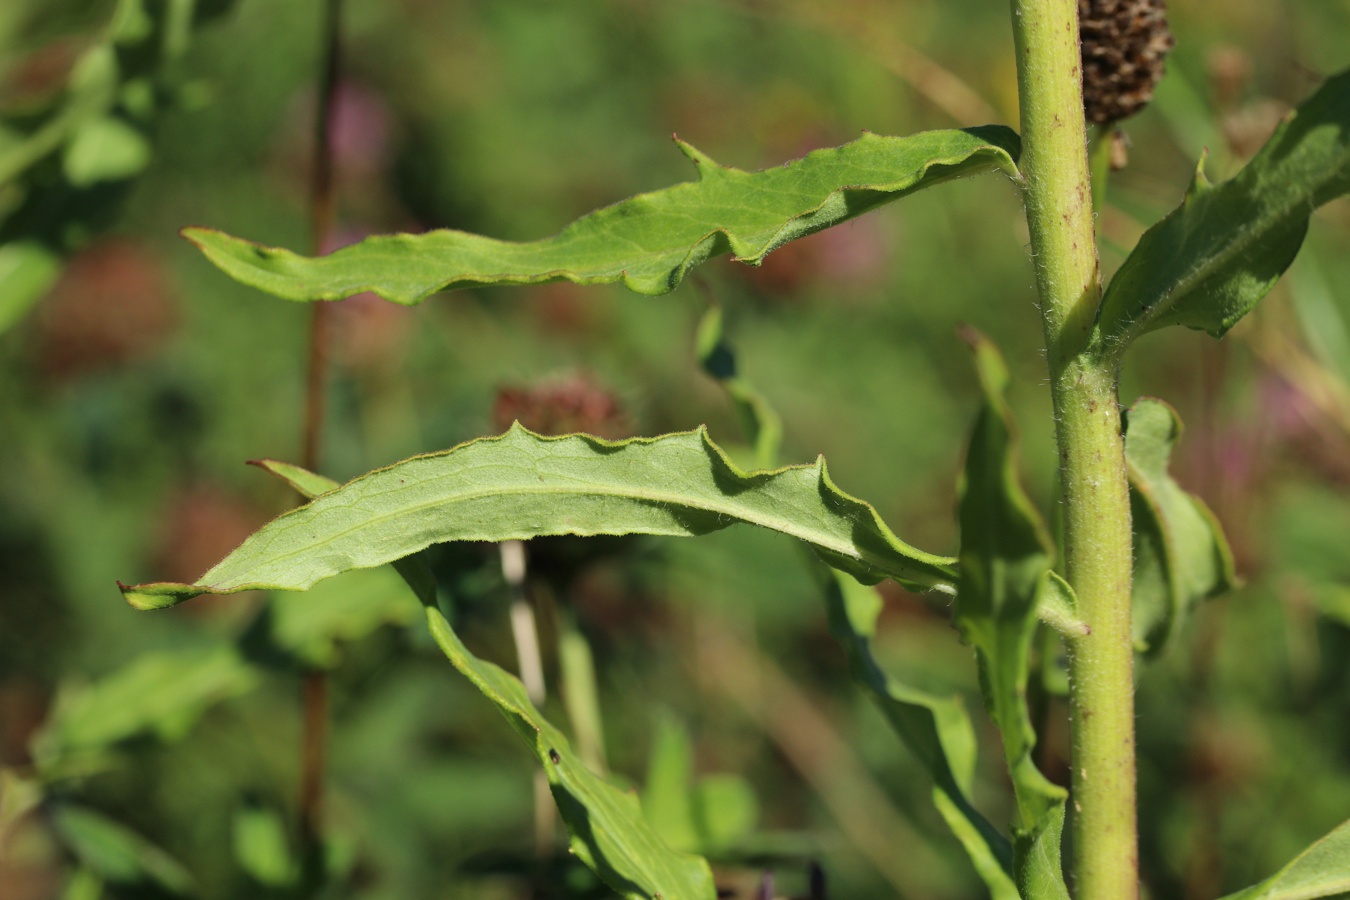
[1079,0,1175,125]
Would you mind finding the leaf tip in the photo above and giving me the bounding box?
[118,580,198,611]
[672,135,720,175]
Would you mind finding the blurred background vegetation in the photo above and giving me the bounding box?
[1,1,1348,898]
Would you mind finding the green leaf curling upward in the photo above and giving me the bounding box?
[1097,69,1350,351]
[1218,818,1350,900]
[183,126,1020,303]
[1123,398,1237,655]
[257,462,717,900]
[119,426,957,609]
[954,329,1069,899]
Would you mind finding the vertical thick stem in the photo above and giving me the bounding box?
[1008,0,1138,897]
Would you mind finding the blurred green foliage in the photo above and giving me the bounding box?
[1,1,1348,898]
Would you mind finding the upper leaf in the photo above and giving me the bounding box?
[1124,398,1237,655]
[1097,68,1350,350]
[120,426,957,609]
[1218,818,1350,900]
[182,126,1020,303]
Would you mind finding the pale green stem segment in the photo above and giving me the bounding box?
[1008,0,1139,897]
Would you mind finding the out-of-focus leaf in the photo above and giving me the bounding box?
[50,805,193,894]
[1097,69,1350,350]
[422,603,717,900]
[120,426,958,610]
[696,301,782,470]
[232,803,299,888]
[955,329,1069,899]
[823,569,1019,900]
[1218,818,1350,900]
[62,116,151,186]
[0,241,61,332]
[1124,398,1237,655]
[1318,586,1350,628]
[266,567,421,667]
[31,646,259,776]
[692,775,758,852]
[182,126,1020,303]
[559,614,609,774]
[642,715,700,854]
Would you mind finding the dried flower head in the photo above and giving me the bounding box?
[1079,0,1175,125]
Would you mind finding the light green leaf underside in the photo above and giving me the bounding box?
[1098,68,1350,349]
[423,604,717,900]
[823,570,1019,900]
[955,329,1069,899]
[265,461,716,899]
[119,426,957,609]
[183,126,1020,304]
[1218,818,1350,900]
[1124,398,1237,656]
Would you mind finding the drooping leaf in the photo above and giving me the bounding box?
[1097,68,1350,350]
[422,603,717,900]
[259,461,717,899]
[120,426,957,610]
[823,569,1019,900]
[1218,818,1350,900]
[1123,398,1237,655]
[954,329,1069,899]
[182,126,1020,304]
[50,804,194,894]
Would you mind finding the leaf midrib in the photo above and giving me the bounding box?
[209,478,955,590]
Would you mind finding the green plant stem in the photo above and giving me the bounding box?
[1008,0,1138,897]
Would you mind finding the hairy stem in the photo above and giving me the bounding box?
[1008,0,1138,896]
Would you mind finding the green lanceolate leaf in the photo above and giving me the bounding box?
[51,804,194,894]
[1124,398,1237,655]
[423,604,717,900]
[823,569,1019,900]
[1218,818,1350,900]
[954,329,1069,900]
[183,126,1020,303]
[1098,68,1350,351]
[257,461,716,899]
[119,426,957,610]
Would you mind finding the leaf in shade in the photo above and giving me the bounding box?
[119,426,957,610]
[423,604,717,900]
[1123,398,1237,655]
[695,301,783,470]
[1098,69,1350,351]
[1217,819,1350,900]
[182,126,1020,304]
[954,328,1069,899]
[822,569,1020,900]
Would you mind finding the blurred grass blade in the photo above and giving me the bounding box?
[51,804,194,894]
[642,715,701,853]
[1124,398,1237,655]
[559,613,609,774]
[423,603,717,900]
[183,126,1020,304]
[1098,69,1350,350]
[1218,819,1350,900]
[120,426,958,610]
[823,569,1019,900]
[955,329,1069,898]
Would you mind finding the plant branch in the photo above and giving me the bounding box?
[1008,0,1138,897]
